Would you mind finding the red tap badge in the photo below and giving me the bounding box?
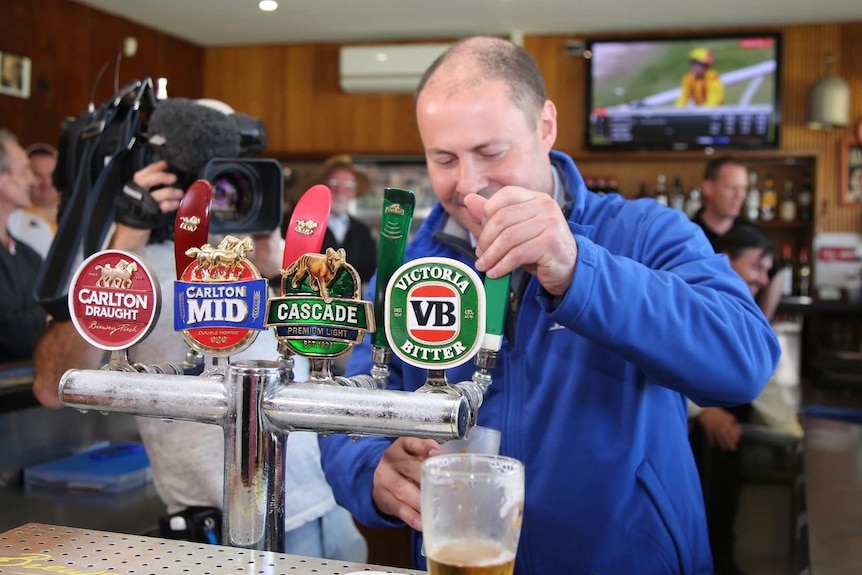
[68,250,161,350]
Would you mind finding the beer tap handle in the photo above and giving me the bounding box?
[174,180,213,372]
[371,189,415,387]
[276,184,332,372]
[372,188,415,357]
[479,273,511,357]
[466,272,511,405]
[281,184,331,269]
[174,180,213,279]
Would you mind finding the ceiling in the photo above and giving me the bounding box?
[73,0,862,47]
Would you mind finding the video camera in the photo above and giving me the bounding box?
[38,78,283,320]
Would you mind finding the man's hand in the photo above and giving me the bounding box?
[251,230,283,279]
[112,160,185,253]
[464,188,577,296]
[697,407,743,452]
[372,437,441,531]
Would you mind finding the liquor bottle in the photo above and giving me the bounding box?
[760,173,776,221]
[637,181,649,199]
[685,187,702,218]
[798,175,813,223]
[655,174,668,206]
[745,170,760,222]
[781,244,794,297]
[779,180,797,222]
[798,247,811,298]
[669,175,686,211]
[594,177,607,196]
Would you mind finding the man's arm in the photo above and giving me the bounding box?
[757,267,788,322]
[32,321,103,408]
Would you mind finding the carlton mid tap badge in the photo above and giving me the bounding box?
[174,235,268,357]
[266,247,374,358]
[69,250,160,350]
[386,257,485,370]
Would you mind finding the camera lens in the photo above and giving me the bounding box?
[208,163,260,224]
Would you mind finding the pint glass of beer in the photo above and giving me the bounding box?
[421,454,525,575]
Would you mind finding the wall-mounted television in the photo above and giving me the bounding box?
[584,33,781,151]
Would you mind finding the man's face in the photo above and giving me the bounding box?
[328,166,358,217]
[29,154,59,208]
[690,61,708,79]
[417,78,556,239]
[729,247,772,297]
[702,164,748,220]
[0,141,35,212]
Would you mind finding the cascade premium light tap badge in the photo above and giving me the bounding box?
[386,257,485,370]
[174,235,268,356]
[266,247,374,358]
[69,250,160,350]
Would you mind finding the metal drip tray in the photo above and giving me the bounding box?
[0,523,423,575]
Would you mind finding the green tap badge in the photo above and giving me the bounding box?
[385,257,485,370]
[266,247,375,358]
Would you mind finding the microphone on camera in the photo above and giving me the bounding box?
[147,97,241,174]
[114,98,241,231]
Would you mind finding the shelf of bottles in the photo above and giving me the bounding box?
[584,158,816,300]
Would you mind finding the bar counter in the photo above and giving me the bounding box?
[804,415,862,575]
[0,523,423,575]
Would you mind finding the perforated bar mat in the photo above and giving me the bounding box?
[0,523,423,575]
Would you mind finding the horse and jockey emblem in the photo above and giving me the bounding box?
[94,259,138,289]
[184,235,255,281]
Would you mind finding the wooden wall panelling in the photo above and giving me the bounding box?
[200,21,862,233]
[204,46,288,151]
[0,0,204,148]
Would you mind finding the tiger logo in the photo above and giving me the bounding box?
[282,247,346,303]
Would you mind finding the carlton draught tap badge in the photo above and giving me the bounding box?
[69,250,160,350]
[266,247,374,358]
[174,235,268,356]
[386,257,485,370]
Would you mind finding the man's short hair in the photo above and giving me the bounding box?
[25,142,58,160]
[712,220,775,260]
[415,36,547,125]
[703,157,746,182]
[0,128,18,173]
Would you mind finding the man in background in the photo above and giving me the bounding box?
[318,154,377,285]
[0,128,44,362]
[692,157,786,319]
[8,143,60,258]
[689,220,776,575]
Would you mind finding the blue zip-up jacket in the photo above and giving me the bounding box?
[320,150,781,575]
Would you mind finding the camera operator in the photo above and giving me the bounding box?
[32,100,366,561]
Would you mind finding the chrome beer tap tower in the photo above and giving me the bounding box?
[57,184,506,554]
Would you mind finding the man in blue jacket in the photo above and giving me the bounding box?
[320,36,780,575]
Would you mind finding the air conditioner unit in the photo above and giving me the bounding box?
[339,43,451,94]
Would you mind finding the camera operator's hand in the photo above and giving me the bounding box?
[251,230,283,279]
[111,160,184,254]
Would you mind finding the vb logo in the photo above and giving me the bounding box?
[386,257,485,370]
[408,283,459,344]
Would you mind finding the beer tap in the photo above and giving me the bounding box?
[58,183,471,553]
[266,184,382,390]
[370,188,416,389]
[388,254,511,426]
[455,273,511,425]
[68,247,175,377]
[174,179,212,375]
